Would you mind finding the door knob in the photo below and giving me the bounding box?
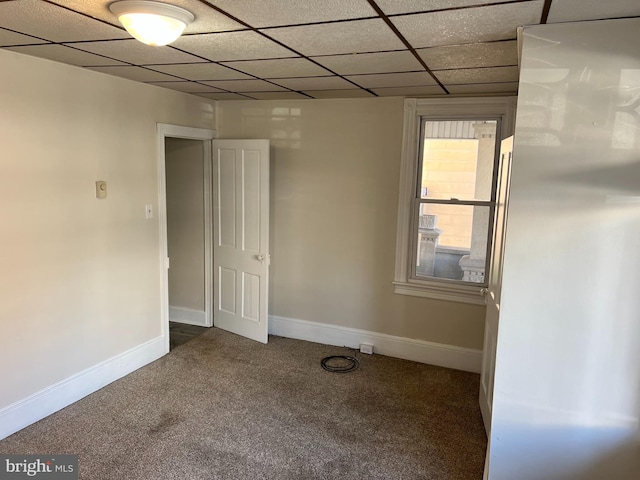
[256,254,265,263]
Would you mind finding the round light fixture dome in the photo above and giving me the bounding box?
[109,1,194,46]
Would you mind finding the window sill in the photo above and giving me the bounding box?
[393,281,486,305]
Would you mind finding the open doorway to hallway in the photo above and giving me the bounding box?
[165,137,212,349]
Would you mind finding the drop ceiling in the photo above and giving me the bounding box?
[1,0,639,100]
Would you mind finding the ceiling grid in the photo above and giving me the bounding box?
[0,0,638,99]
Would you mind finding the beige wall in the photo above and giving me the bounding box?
[0,49,215,408]
[165,138,205,312]
[217,98,486,349]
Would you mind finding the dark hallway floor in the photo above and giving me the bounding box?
[169,321,209,350]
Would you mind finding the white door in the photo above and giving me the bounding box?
[480,136,513,434]
[213,140,270,343]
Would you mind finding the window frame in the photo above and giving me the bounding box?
[394,97,516,305]
[411,117,500,283]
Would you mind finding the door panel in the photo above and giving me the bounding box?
[243,151,261,253]
[218,151,237,248]
[213,140,270,343]
[219,267,236,314]
[480,136,513,434]
[242,272,260,322]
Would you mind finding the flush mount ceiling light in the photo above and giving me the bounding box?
[109,1,194,46]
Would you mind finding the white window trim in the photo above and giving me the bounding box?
[394,97,517,305]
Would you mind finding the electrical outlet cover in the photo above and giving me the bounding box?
[360,343,374,355]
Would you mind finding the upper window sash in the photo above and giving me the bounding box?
[416,116,503,203]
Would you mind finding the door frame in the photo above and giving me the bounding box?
[157,123,216,353]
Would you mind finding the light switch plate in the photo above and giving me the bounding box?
[145,204,153,219]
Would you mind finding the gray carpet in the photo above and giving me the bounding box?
[0,328,486,479]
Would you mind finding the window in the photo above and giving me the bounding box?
[394,98,516,305]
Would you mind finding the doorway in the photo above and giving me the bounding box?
[157,125,271,353]
[157,124,216,353]
[165,137,211,349]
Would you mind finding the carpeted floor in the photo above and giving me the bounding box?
[0,328,487,479]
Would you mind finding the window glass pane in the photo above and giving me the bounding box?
[415,205,491,284]
[420,120,497,201]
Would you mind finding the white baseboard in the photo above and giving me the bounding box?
[269,315,482,373]
[169,306,207,326]
[0,335,166,441]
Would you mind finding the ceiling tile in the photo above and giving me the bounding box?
[220,58,330,78]
[417,40,518,70]
[0,28,47,47]
[346,72,437,88]
[172,31,294,62]
[436,66,520,85]
[447,82,519,94]
[391,1,544,48]
[147,81,224,93]
[312,50,423,75]
[372,85,445,96]
[68,39,204,65]
[0,0,130,42]
[271,76,359,91]
[88,66,181,82]
[6,44,126,66]
[305,89,376,99]
[547,0,640,23]
[246,92,311,100]
[210,0,376,28]
[50,0,245,34]
[376,0,512,15]
[263,19,406,56]
[201,79,288,92]
[196,92,254,100]
[148,63,253,81]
